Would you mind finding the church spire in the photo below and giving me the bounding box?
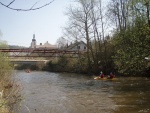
[33,34,35,39]
[31,34,36,48]
[32,34,36,41]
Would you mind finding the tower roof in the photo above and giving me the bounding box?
[32,34,36,41]
[32,38,36,41]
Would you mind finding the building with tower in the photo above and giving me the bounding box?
[30,34,57,49]
[30,34,36,48]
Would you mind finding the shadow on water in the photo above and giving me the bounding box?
[112,77,150,113]
[14,71,150,113]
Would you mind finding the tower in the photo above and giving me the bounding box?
[31,34,36,48]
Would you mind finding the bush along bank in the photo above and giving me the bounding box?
[0,53,22,113]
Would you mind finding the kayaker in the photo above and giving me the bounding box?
[109,72,115,79]
[99,71,104,78]
[26,69,30,73]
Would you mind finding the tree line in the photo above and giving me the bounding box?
[57,0,150,76]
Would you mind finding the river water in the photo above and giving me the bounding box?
[13,71,150,113]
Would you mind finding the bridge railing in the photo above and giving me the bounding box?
[0,48,83,58]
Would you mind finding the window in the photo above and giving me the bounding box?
[84,46,86,49]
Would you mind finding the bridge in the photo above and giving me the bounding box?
[0,48,80,58]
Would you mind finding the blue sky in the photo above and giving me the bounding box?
[0,0,72,47]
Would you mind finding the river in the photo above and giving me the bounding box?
[13,71,150,113]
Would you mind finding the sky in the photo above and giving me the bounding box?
[0,0,72,47]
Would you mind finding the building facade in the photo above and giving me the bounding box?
[30,34,57,49]
[67,41,87,52]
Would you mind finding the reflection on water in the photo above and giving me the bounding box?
[113,77,150,113]
[14,71,150,113]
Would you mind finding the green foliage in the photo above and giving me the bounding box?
[0,53,12,78]
[0,42,12,79]
[0,41,8,48]
[0,42,16,113]
[113,20,150,75]
[45,57,70,72]
[44,55,89,74]
[15,64,40,70]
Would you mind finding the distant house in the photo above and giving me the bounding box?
[67,41,87,52]
[30,34,57,49]
[36,41,57,49]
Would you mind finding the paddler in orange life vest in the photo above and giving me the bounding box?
[99,71,104,78]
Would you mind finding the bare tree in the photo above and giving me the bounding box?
[63,25,83,43]
[107,0,130,31]
[64,0,97,70]
[0,0,55,11]
[145,0,150,25]
[133,0,150,25]
[63,0,111,72]
[107,0,150,30]
[56,37,68,49]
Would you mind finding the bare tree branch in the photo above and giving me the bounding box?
[7,0,15,7]
[30,0,41,9]
[0,0,55,11]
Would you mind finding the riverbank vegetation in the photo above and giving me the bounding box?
[56,0,150,76]
[0,42,21,113]
[44,56,89,73]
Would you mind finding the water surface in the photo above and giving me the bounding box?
[14,71,150,113]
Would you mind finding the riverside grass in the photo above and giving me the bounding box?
[0,52,22,113]
[0,50,19,113]
[0,52,12,113]
[0,42,22,113]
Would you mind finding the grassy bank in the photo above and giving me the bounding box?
[0,53,21,113]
